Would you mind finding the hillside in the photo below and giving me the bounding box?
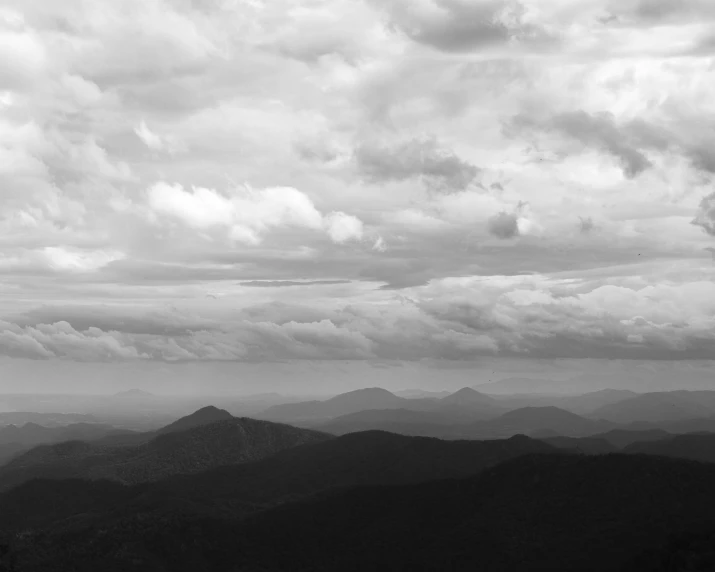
[558,389,638,415]
[6,454,715,571]
[624,433,715,464]
[0,415,331,491]
[0,432,563,535]
[540,436,617,454]
[468,406,613,438]
[590,428,671,449]
[590,391,715,424]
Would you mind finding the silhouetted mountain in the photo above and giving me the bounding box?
[260,388,434,422]
[624,433,715,464]
[468,406,613,438]
[156,406,234,435]
[590,391,715,423]
[590,428,672,449]
[559,389,639,415]
[6,454,715,571]
[0,416,330,492]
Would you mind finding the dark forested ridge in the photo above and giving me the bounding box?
[3,454,715,571]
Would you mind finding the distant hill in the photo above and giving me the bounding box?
[540,436,617,455]
[468,406,614,438]
[559,389,639,415]
[590,391,715,424]
[439,387,499,407]
[0,414,330,491]
[259,388,434,422]
[314,409,471,437]
[8,454,715,571]
[0,412,99,427]
[624,433,715,464]
[589,428,672,449]
[316,405,615,440]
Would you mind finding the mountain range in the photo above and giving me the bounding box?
[2,390,715,571]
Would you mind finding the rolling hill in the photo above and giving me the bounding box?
[590,391,715,424]
[259,388,436,423]
[467,406,614,438]
[624,432,715,464]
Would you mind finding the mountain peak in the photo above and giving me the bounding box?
[442,387,497,405]
[327,387,401,404]
[157,406,234,434]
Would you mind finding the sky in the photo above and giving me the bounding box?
[1,0,715,394]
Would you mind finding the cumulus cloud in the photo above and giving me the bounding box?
[324,212,365,243]
[146,182,365,245]
[355,136,480,193]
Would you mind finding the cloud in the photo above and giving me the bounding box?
[377,0,552,53]
[134,120,176,152]
[239,280,352,288]
[692,192,715,236]
[146,182,365,245]
[510,111,656,179]
[324,212,365,243]
[2,265,714,362]
[355,135,480,193]
[488,211,520,239]
[1,0,715,370]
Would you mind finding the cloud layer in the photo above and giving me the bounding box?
[0,0,714,365]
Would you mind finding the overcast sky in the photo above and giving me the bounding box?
[1,0,714,393]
